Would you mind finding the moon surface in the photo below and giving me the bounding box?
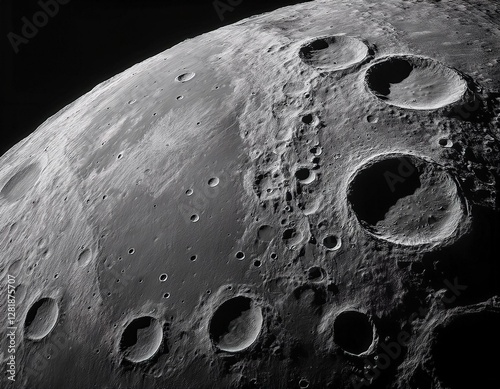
[24,297,59,341]
[0,162,43,203]
[120,316,163,363]
[209,296,263,352]
[347,153,467,246]
[365,55,468,110]
[333,310,374,356]
[0,0,499,388]
[299,35,371,72]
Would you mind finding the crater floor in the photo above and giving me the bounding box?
[1,0,499,388]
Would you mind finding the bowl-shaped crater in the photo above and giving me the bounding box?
[347,153,467,246]
[209,296,263,353]
[365,55,467,110]
[299,35,370,72]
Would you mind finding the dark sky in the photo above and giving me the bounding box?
[0,0,310,157]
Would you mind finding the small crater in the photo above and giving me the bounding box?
[208,177,220,187]
[299,35,369,72]
[295,168,310,181]
[236,251,245,260]
[282,228,303,248]
[120,316,163,363]
[1,163,42,202]
[299,378,310,388]
[24,297,59,340]
[334,310,374,355]
[283,229,295,239]
[307,266,326,281]
[175,72,196,82]
[190,214,200,223]
[257,225,275,242]
[365,55,467,110]
[322,235,341,251]
[209,296,263,352]
[159,273,168,282]
[439,138,454,148]
[301,114,313,124]
[310,146,322,156]
[295,168,315,184]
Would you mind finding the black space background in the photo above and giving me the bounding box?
[0,0,309,158]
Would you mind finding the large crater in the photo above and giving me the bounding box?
[209,296,263,353]
[365,55,467,110]
[347,153,467,246]
[299,35,370,72]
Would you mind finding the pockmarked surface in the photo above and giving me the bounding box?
[1,0,499,388]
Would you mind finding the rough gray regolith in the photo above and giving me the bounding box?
[1,0,499,388]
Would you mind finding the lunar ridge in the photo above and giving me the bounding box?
[1,0,500,388]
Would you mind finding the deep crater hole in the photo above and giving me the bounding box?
[433,312,500,389]
[366,58,413,97]
[300,38,329,59]
[120,316,163,363]
[24,297,59,340]
[348,157,421,225]
[334,310,374,355]
[209,296,263,352]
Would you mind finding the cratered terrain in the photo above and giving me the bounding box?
[1,0,500,388]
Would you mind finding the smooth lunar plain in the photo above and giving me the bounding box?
[1,0,500,388]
